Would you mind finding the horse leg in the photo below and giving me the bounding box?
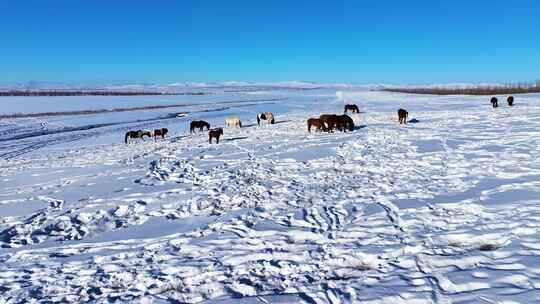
[216,136,220,144]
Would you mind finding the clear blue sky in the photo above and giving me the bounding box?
[1,0,539,84]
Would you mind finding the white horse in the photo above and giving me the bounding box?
[225,116,242,127]
[257,112,275,126]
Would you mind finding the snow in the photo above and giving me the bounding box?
[1,88,540,303]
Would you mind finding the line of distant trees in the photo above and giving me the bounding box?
[0,90,206,96]
[382,81,540,95]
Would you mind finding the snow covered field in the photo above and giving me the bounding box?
[1,89,540,303]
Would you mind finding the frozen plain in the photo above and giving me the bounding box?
[1,88,540,303]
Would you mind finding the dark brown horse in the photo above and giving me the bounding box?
[153,128,168,141]
[125,130,152,144]
[190,120,210,133]
[340,114,354,131]
[491,97,498,108]
[208,128,223,144]
[329,114,354,132]
[507,96,514,106]
[307,118,325,133]
[319,114,354,132]
[319,114,338,132]
[344,104,360,114]
[398,109,408,124]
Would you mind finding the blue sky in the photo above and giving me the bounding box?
[1,0,539,84]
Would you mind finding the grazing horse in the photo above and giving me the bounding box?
[225,116,242,128]
[328,114,354,132]
[190,120,210,133]
[491,97,498,108]
[339,114,355,131]
[319,114,354,132]
[208,128,223,144]
[307,118,325,133]
[319,114,338,132]
[125,130,152,144]
[344,104,360,114]
[398,109,408,124]
[507,96,514,106]
[257,112,275,126]
[153,128,168,141]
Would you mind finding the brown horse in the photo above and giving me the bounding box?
[344,104,360,114]
[125,130,152,144]
[319,114,338,132]
[398,109,408,124]
[491,97,498,108]
[307,118,325,133]
[507,96,514,106]
[153,128,168,141]
[190,120,210,133]
[208,128,223,144]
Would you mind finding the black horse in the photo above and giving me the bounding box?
[190,120,211,133]
[398,109,408,124]
[491,97,498,108]
[344,104,360,113]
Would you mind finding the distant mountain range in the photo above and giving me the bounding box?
[0,80,376,92]
[0,80,515,93]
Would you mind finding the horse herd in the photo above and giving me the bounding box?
[124,111,276,144]
[124,128,168,143]
[124,96,513,144]
[491,96,514,108]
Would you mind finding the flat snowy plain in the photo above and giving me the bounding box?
[1,88,540,303]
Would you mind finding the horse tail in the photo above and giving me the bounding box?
[257,115,260,126]
[239,120,242,128]
[124,132,129,144]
